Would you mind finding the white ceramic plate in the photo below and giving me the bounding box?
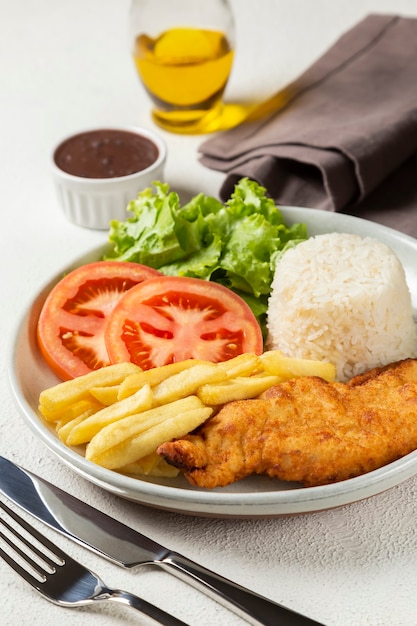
[8,207,417,518]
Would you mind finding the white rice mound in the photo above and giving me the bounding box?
[266,233,417,381]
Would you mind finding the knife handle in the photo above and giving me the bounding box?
[162,552,323,626]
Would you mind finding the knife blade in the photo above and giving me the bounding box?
[0,456,323,626]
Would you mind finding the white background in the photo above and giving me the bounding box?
[1,1,417,624]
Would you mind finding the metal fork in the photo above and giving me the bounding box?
[0,500,187,625]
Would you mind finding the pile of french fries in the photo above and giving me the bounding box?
[38,351,335,478]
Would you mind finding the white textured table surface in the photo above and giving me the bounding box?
[2,1,417,625]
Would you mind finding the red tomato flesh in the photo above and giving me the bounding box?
[104,276,263,370]
[37,261,160,380]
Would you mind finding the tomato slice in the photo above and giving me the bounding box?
[104,276,263,370]
[37,261,160,380]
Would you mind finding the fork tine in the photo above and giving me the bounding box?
[0,500,65,561]
[0,503,57,567]
[0,542,43,588]
[0,500,63,587]
[0,519,49,575]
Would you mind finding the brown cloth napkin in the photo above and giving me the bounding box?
[199,14,417,237]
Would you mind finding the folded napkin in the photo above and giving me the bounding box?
[199,14,417,236]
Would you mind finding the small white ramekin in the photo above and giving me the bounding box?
[51,126,167,230]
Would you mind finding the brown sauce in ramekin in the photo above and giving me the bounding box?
[54,129,159,178]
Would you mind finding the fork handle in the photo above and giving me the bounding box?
[107,589,188,626]
[161,552,323,626]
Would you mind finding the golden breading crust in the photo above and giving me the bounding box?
[157,359,417,488]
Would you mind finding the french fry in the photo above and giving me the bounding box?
[86,405,213,469]
[152,363,227,405]
[115,406,212,466]
[86,395,204,458]
[66,384,154,446]
[87,403,212,469]
[38,362,141,416]
[89,385,120,406]
[197,374,280,405]
[218,353,263,378]
[117,359,206,400]
[120,451,160,474]
[57,410,95,444]
[119,453,180,478]
[40,397,103,424]
[260,350,336,381]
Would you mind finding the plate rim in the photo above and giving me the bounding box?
[8,206,417,517]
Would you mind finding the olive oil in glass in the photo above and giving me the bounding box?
[129,0,235,133]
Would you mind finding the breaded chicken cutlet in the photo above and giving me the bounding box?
[157,358,417,488]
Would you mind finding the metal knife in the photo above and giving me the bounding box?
[0,456,323,626]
